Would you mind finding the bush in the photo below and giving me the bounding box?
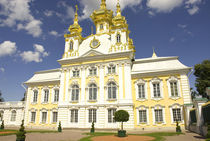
[90,122,95,133]
[16,120,26,141]
[114,110,129,137]
[0,120,4,130]
[176,121,181,133]
[58,121,62,132]
[206,123,210,138]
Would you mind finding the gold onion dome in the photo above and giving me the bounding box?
[66,5,82,37]
[90,0,113,25]
[112,0,128,30]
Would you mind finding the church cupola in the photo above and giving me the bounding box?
[90,0,113,34]
[112,0,128,30]
[65,5,82,38]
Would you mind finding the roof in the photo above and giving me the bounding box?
[132,56,191,75]
[25,68,61,84]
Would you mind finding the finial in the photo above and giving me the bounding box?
[91,26,94,35]
[100,0,106,9]
[152,47,158,58]
[74,5,79,24]
[116,0,121,16]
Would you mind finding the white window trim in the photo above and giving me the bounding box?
[71,67,80,78]
[69,83,80,103]
[51,109,58,124]
[136,106,149,125]
[88,66,98,76]
[152,105,166,125]
[10,110,17,122]
[69,108,79,124]
[150,78,163,100]
[86,83,98,102]
[135,79,148,101]
[106,63,117,75]
[31,87,38,104]
[86,107,98,124]
[29,108,37,123]
[167,76,181,100]
[106,107,118,124]
[40,109,48,124]
[41,87,50,104]
[52,86,59,103]
[105,79,118,101]
[169,104,184,124]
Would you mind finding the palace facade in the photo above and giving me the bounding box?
[0,0,193,130]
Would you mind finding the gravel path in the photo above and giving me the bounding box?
[165,132,206,141]
[0,130,87,141]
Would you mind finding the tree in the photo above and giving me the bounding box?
[58,121,62,132]
[190,88,198,100]
[16,120,26,141]
[21,92,26,101]
[194,59,210,97]
[0,120,4,130]
[0,91,4,102]
[90,122,95,133]
[114,110,129,130]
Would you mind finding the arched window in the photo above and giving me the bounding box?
[72,85,79,101]
[100,24,103,30]
[89,84,97,100]
[108,82,117,99]
[33,90,38,103]
[0,111,3,121]
[116,34,121,43]
[11,110,16,121]
[70,41,73,50]
[43,89,49,103]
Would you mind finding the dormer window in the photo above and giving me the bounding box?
[70,41,73,51]
[100,24,103,30]
[117,34,121,43]
[89,67,97,76]
[73,69,80,77]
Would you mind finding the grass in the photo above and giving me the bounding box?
[0,129,58,136]
[79,132,183,141]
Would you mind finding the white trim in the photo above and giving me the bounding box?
[150,77,163,101]
[135,79,148,101]
[167,76,181,99]
[136,106,149,125]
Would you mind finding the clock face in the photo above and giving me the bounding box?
[90,38,100,49]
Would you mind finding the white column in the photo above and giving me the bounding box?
[59,69,65,103]
[99,65,105,103]
[119,63,124,100]
[65,69,70,102]
[180,74,192,104]
[124,62,132,102]
[81,66,86,104]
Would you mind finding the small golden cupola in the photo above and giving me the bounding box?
[112,0,128,30]
[65,5,82,38]
[90,0,113,34]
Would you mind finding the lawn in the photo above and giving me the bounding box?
[79,132,183,141]
[0,129,58,136]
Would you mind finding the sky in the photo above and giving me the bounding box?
[0,0,209,101]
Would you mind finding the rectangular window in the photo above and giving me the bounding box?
[89,68,97,76]
[54,90,59,102]
[33,91,38,103]
[153,83,161,98]
[155,109,163,122]
[44,90,49,102]
[172,108,181,122]
[139,110,147,123]
[170,82,178,97]
[70,109,78,123]
[108,66,116,74]
[89,109,96,123]
[108,109,116,123]
[42,112,47,123]
[31,112,36,123]
[138,84,145,98]
[73,70,80,77]
[52,112,58,123]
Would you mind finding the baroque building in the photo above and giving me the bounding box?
[6,0,192,130]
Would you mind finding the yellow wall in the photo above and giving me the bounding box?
[132,74,185,128]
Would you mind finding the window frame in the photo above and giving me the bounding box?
[31,112,36,123]
[150,78,163,100]
[52,111,58,123]
[152,105,165,124]
[88,109,97,123]
[41,111,47,123]
[71,85,79,102]
[33,90,38,103]
[43,89,49,103]
[107,64,116,74]
[116,34,121,43]
[69,41,74,51]
[88,83,97,101]
[70,109,78,123]
[107,82,117,100]
[167,76,181,99]
[11,110,16,122]
[108,108,116,123]
[89,67,97,76]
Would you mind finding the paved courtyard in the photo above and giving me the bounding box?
[0,130,206,141]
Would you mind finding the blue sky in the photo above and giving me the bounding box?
[0,0,209,101]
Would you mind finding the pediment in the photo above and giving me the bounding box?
[81,50,104,57]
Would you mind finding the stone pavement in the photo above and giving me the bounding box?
[0,130,206,141]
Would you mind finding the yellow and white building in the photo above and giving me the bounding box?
[23,0,193,130]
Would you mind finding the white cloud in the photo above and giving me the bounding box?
[49,30,59,37]
[0,68,5,73]
[169,37,175,42]
[0,0,42,37]
[148,11,155,16]
[178,24,187,28]
[0,41,17,57]
[20,44,49,63]
[147,0,183,13]
[44,10,53,17]
[185,0,202,15]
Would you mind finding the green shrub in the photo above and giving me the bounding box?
[90,122,95,133]
[114,110,129,137]
[0,120,4,130]
[176,121,181,133]
[58,121,62,132]
[16,120,26,141]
